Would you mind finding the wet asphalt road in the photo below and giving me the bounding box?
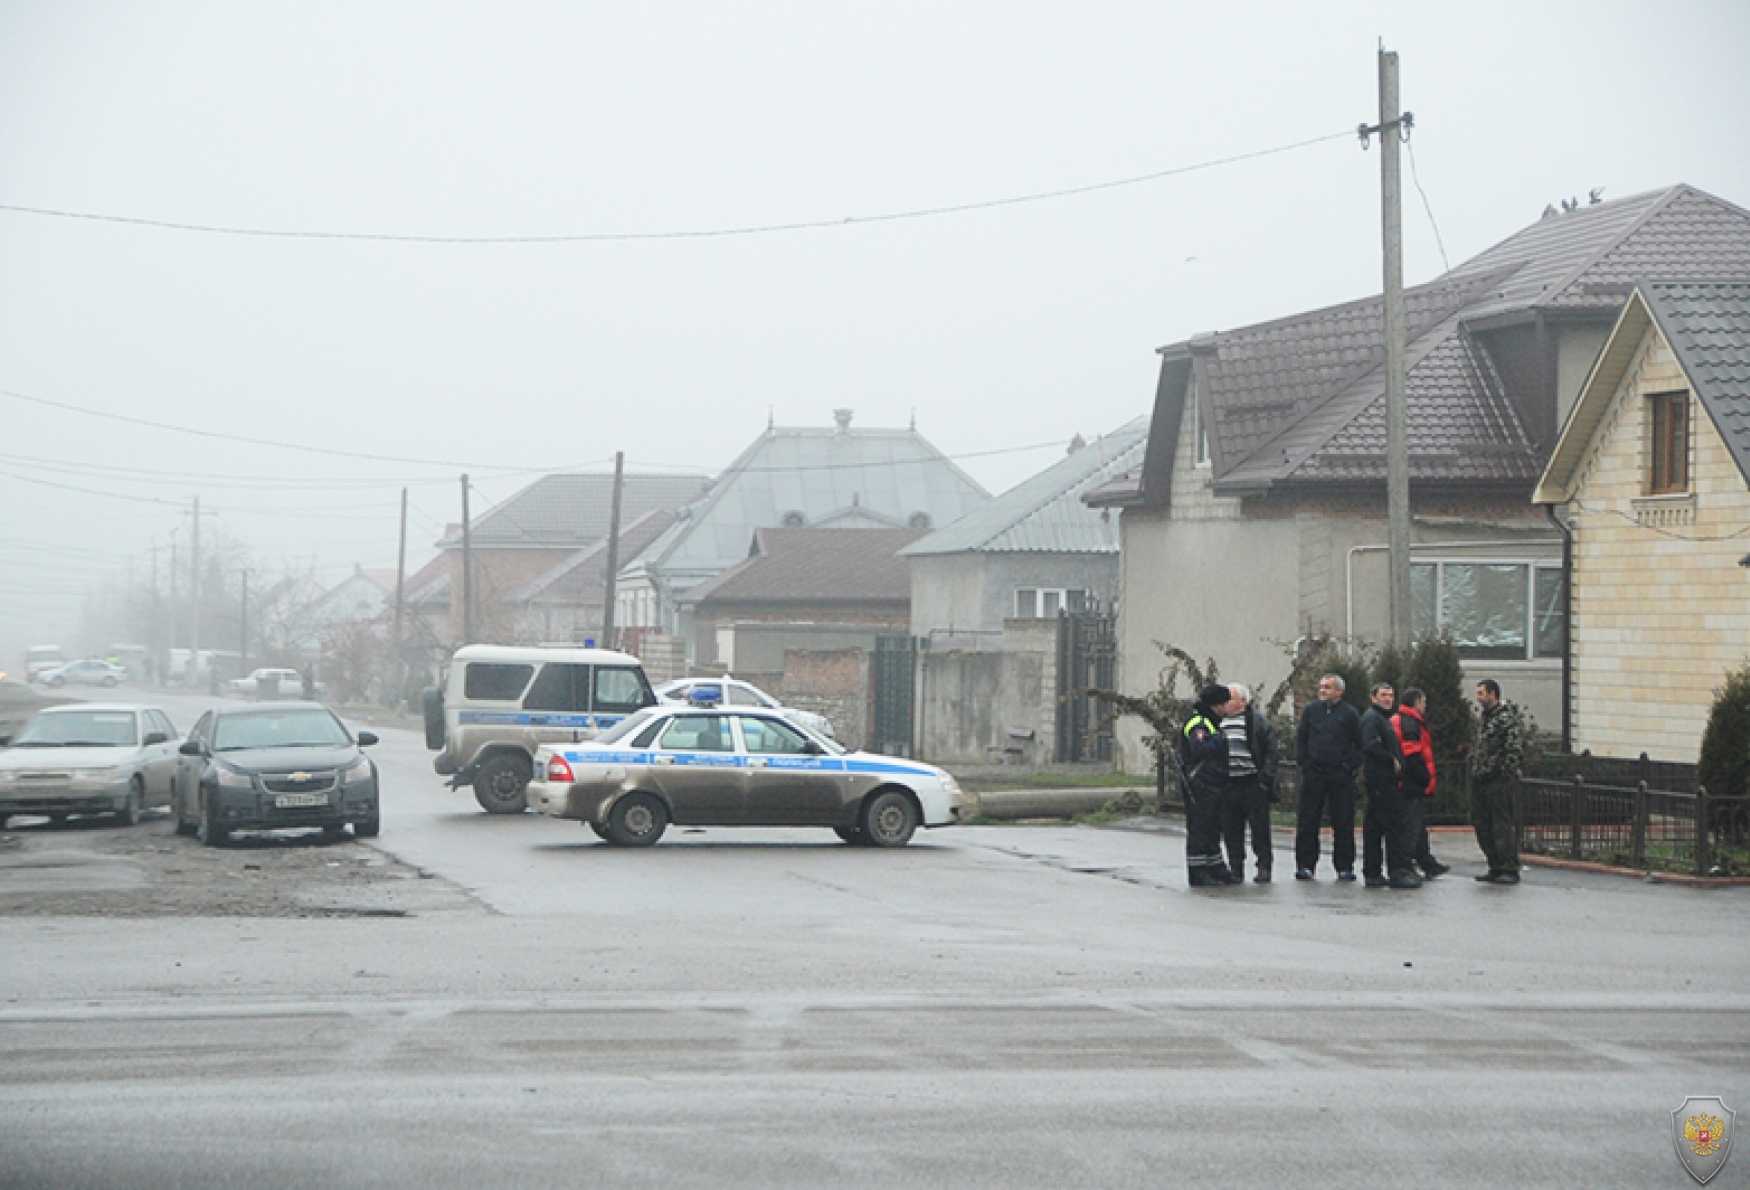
[1,688,1747,1188]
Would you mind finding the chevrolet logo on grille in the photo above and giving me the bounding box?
[290,772,312,782]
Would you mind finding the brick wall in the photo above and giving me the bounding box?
[1568,328,1750,761]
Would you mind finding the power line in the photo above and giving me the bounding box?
[0,129,1355,245]
[0,385,563,471]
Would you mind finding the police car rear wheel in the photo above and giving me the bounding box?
[606,793,667,847]
[861,791,917,848]
[473,754,530,814]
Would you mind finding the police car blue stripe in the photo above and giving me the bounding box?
[459,711,626,730]
[555,747,937,780]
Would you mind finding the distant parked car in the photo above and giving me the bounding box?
[172,702,379,846]
[653,677,837,740]
[36,659,127,688]
[525,705,961,847]
[0,703,181,826]
[227,668,323,699]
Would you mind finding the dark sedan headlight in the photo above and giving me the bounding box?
[214,764,254,790]
[341,756,374,787]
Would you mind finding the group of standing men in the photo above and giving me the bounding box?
[1178,673,1529,889]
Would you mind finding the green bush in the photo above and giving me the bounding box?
[1698,664,1750,801]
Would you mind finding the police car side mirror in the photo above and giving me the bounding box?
[801,740,825,756]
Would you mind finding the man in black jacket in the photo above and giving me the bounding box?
[1360,683,1421,889]
[1294,674,1363,880]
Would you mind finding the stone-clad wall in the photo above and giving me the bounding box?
[1567,330,1750,761]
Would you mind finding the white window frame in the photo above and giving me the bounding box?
[1013,588,1091,619]
[1410,559,1564,663]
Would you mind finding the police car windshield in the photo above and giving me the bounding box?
[593,708,658,745]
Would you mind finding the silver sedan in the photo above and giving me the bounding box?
[526,707,962,847]
[0,703,181,825]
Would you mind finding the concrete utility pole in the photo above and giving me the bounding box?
[239,569,249,670]
[601,452,624,649]
[461,475,474,645]
[394,487,407,661]
[189,496,203,676]
[1362,46,1413,648]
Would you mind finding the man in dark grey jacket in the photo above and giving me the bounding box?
[1294,674,1363,880]
[1360,683,1421,889]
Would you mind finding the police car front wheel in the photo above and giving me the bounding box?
[860,791,918,848]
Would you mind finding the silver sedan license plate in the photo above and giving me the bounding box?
[275,792,329,808]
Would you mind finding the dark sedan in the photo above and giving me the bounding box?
[172,702,380,846]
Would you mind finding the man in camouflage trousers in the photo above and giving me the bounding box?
[1470,679,1527,884]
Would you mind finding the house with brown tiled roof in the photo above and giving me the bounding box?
[683,526,925,671]
[1089,185,1750,773]
[1533,280,1750,762]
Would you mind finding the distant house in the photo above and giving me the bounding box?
[903,417,1147,647]
[615,410,989,667]
[281,567,394,656]
[685,526,926,670]
[1089,185,1750,773]
[436,472,710,645]
[503,509,672,646]
[1533,280,1750,762]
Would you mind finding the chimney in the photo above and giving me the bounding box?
[833,408,853,432]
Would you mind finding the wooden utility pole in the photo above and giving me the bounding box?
[1364,46,1413,648]
[600,452,624,649]
[461,475,474,645]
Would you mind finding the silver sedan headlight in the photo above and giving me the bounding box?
[72,766,119,783]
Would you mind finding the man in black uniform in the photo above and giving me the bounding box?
[1181,684,1234,888]
[1360,683,1421,889]
[1294,674,1363,881]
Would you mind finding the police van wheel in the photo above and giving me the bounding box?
[421,686,446,750]
[472,755,530,815]
[860,791,918,848]
[605,793,667,847]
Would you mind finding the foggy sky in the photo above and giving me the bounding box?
[3,0,1747,660]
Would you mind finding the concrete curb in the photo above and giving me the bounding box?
[1519,853,1750,886]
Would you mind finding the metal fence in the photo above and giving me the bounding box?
[1518,776,1749,876]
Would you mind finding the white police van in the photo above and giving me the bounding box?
[424,644,657,814]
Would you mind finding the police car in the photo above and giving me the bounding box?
[525,705,964,847]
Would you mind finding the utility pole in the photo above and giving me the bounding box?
[460,475,474,645]
[189,495,203,680]
[394,486,407,664]
[239,569,249,671]
[601,452,624,649]
[1362,46,1413,648]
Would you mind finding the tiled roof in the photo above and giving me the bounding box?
[438,473,709,549]
[684,527,926,607]
[902,417,1148,556]
[507,510,674,604]
[624,421,989,580]
[1160,184,1750,497]
[1645,280,1750,486]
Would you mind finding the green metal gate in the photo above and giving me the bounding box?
[1056,610,1116,763]
[872,635,918,757]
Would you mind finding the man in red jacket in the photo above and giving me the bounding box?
[1392,688,1450,878]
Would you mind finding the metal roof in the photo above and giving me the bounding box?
[624,420,990,579]
[902,417,1148,556]
[1152,184,1750,497]
[438,473,709,549]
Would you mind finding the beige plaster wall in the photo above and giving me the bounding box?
[1566,329,1750,761]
